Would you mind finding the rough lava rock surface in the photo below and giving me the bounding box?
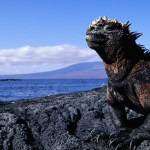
[0,86,149,150]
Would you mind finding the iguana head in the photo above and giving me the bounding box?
[86,17,142,63]
[86,16,129,48]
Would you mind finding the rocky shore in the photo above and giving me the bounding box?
[0,86,149,150]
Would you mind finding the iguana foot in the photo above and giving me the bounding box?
[109,127,150,150]
[87,129,109,143]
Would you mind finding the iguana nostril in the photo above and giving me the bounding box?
[90,26,95,30]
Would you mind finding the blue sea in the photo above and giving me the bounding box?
[0,79,107,101]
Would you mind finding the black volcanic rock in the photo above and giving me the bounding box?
[0,86,149,150]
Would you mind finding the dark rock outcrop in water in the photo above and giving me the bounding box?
[0,79,21,81]
[0,86,149,150]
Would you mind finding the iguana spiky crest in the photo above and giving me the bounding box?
[88,16,129,29]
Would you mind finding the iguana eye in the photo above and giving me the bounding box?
[107,26,115,31]
[104,25,115,32]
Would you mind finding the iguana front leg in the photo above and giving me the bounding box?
[107,87,127,128]
[107,87,133,143]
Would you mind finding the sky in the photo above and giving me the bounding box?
[0,0,149,74]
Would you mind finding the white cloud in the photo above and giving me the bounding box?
[0,44,101,74]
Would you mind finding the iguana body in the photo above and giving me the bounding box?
[86,16,150,149]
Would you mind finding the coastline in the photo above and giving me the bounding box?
[0,86,148,150]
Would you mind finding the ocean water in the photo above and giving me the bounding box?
[0,79,107,101]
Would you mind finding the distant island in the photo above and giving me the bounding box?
[0,61,107,79]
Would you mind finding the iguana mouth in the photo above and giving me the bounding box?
[86,34,106,43]
[86,38,106,49]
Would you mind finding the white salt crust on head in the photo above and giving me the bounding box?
[89,16,129,29]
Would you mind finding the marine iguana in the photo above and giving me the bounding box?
[86,16,150,149]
